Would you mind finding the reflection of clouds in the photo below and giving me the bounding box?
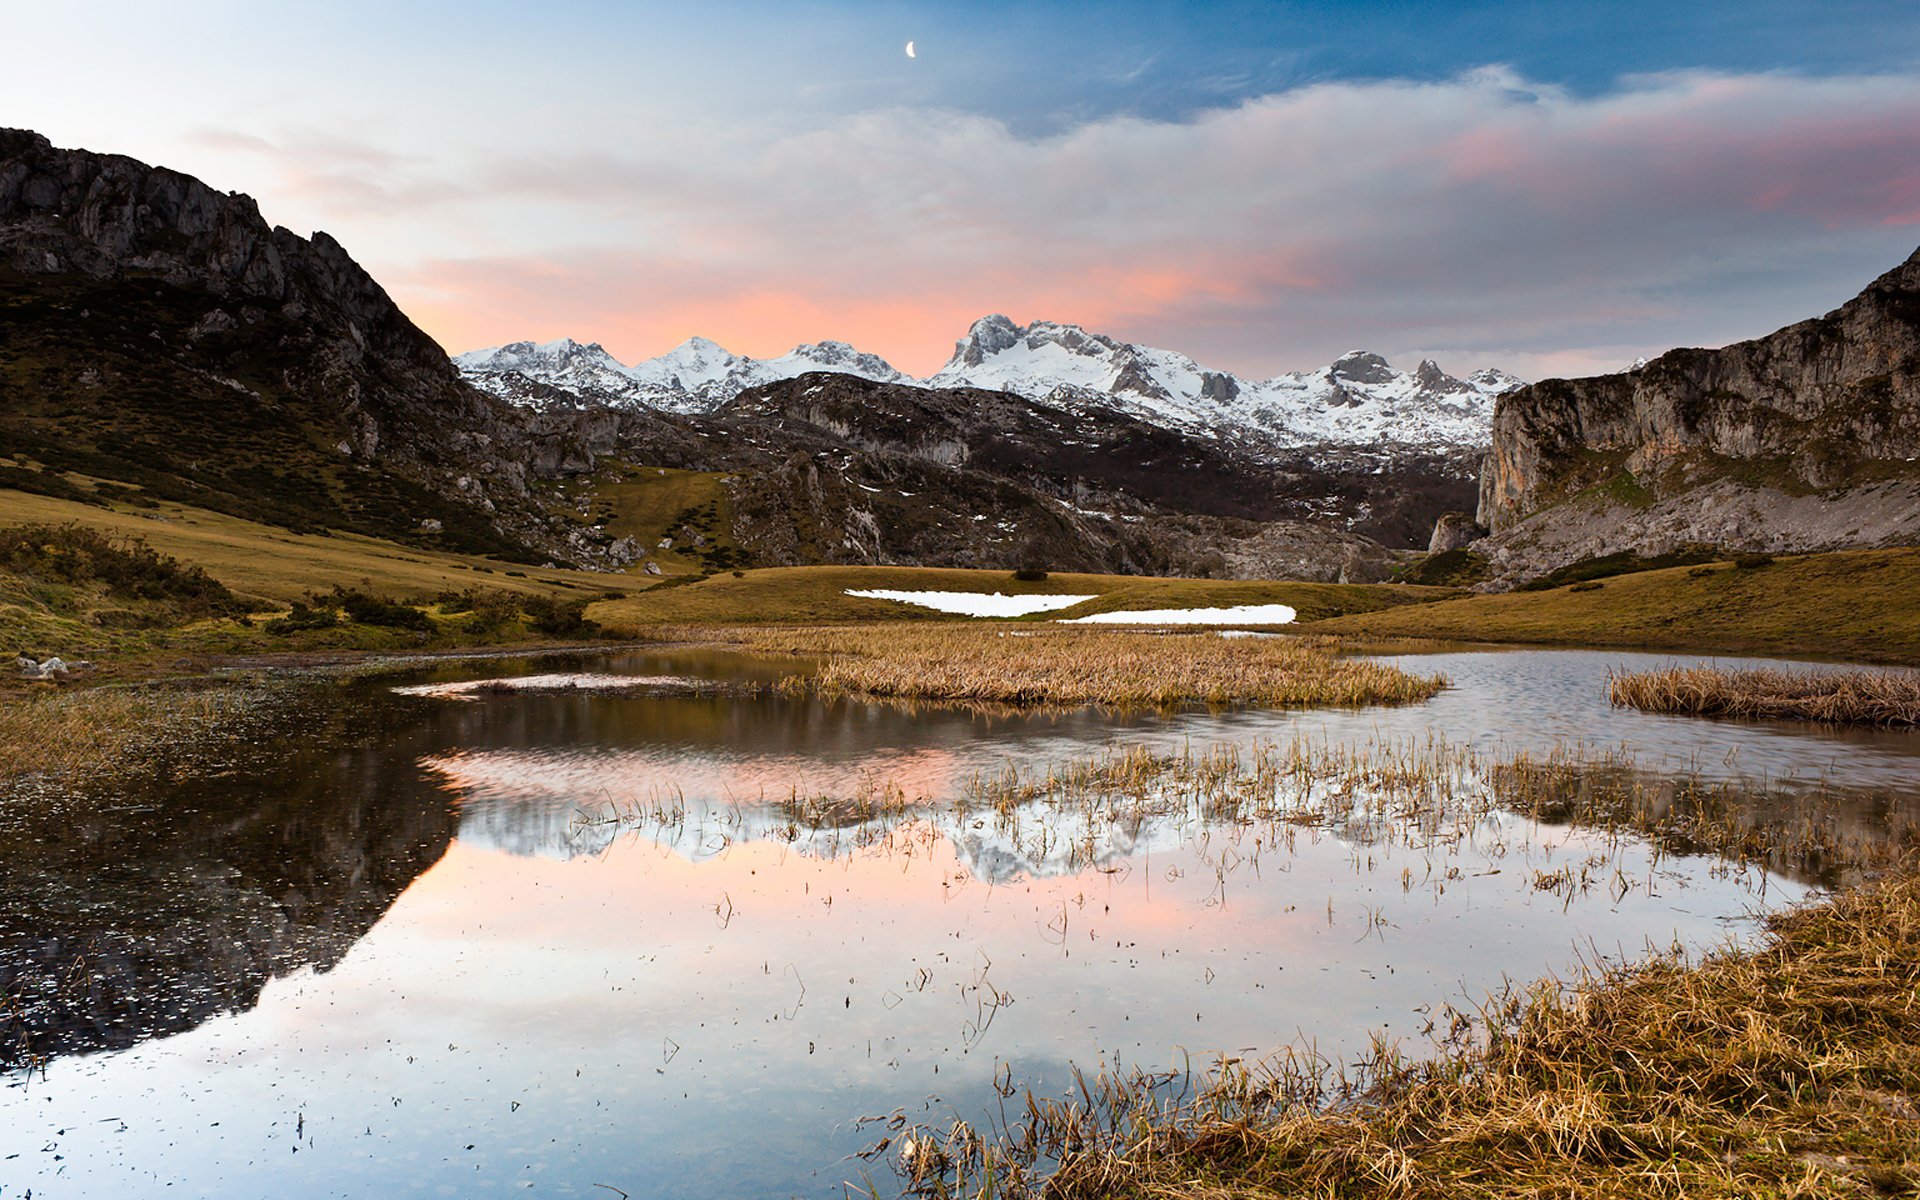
[425,749,1407,883]
[424,747,1207,881]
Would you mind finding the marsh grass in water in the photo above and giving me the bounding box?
[661,624,1445,710]
[0,682,268,784]
[885,863,1920,1199]
[1609,664,1920,727]
[778,736,1920,1198]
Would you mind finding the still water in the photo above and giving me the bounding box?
[2,646,1915,1198]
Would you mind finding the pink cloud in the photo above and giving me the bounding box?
[343,69,1920,377]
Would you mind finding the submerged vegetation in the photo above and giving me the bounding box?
[688,624,1445,709]
[1610,664,1920,727]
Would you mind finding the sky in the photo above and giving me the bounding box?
[5,0,1920,380]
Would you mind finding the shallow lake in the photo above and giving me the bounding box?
[3,645,1916,1198]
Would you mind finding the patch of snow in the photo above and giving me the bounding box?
[845,589,1096,617]
[1062,604,1297,626]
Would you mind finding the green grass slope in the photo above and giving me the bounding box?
[1313,548,1920,664]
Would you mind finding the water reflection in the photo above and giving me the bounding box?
[0,696,459,1069]
[0,645,1914,1199]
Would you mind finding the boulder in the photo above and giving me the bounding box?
[1427,511,1487,554]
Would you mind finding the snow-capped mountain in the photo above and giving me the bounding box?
[927,315,1523,448]
[456,319,1523,448]
[455,336,908,413]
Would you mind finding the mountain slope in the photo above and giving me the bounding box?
[0,129,618,563]
[1472,245,1920,583]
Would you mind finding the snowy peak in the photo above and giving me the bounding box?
[931,317,1525,448]
[1329,350,1397,387]
[454,337,622,375]
[1468,366,1526,394]
[775,340,909,382]
[456,317,1524,448]
[456,334,907,414]
[950,314,1023,367]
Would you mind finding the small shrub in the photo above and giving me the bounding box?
[433,587,478,614]
[265,601,339,635]
[0,523,243,618]
[1734,551,1775,570]
[522,595,599,639]
[334,588,433,632]
[464,590,524,636]
[1012,568,1049,582]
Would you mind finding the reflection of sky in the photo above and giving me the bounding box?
[2,647,1904,1198]
[7,4,1920,378]
[2,818,1796,1200]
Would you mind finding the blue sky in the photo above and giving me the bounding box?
[5,0,1919,377]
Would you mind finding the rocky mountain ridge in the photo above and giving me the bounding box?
[0,127,619,564]
[1470,245,1920,582]
[457,317,1525,454]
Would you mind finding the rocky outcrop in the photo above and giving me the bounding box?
[0,128,624,564]
[1474,245,1920,581]
[1427,511,1486,554]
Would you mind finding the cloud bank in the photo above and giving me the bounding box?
[276,67,1920,379]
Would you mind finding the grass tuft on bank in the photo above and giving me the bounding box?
[1610,664,1920,727]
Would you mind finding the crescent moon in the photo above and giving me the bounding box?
[905,40,916,58]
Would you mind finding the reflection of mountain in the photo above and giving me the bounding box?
[425,748,1199,882]
[426,739,1920,890]
[0,699,458,1070]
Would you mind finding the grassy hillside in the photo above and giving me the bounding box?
[1314,548,1920,664]
[578,465,744,574]
[589,564,1449,628]
[0,486,607,604]
[0,487,640,676]
[0,269,538,560]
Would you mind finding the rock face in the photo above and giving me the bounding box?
[1474,246,1920,581]
[588,372,1399,580]
[0,128,619,564]
[1427,512,1486,554]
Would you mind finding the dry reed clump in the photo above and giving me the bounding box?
[1609,665,1920,727]
[704,624,1444,709]
[896,861,1920,1199]
[0,684,261,784]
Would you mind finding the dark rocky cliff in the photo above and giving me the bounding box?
[1473,247,1920,581]
[0,129,615,562]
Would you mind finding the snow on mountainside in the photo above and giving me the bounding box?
[928,315,1524,448]
[456,336,908,413]
[457,319,1524,448]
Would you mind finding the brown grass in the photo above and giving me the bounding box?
[1609,665,1920,727]
[897,859,1920,1199]
[672,624,1445,709]
[0,682,266,783]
